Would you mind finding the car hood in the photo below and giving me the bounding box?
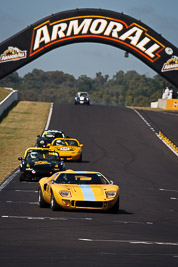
[34,160,52,165]
[26,160,60,168]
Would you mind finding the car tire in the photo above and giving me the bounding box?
[19,174,25,182]
[109,197,120,214]
[78,153,82,162]
[38,187,47,208]
[50,192,59,211]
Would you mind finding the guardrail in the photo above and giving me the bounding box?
[0,87,18,117]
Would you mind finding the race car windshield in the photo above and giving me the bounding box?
[42,131,55,138]
[53,140,67,146]
[41,131,64,138]
[65,140,78,146]
[26,150,60,161]
[55,173,109,185]
[80,93,88,97]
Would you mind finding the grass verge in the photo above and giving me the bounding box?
[0,101,50,184]
[0,87,11,102]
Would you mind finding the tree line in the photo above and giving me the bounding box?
[0,69,177,106]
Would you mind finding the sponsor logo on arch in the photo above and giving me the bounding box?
[30,15,165,63]
[0,46,27,63]
[161,56,178,72]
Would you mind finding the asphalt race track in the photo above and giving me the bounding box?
[0,103,178,267]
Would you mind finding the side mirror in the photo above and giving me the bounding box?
[80,144,83,147]
[18,157,22,161]
[37,135,40,138]
[110,180,114,185]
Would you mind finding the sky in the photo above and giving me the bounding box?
[0,0,178,79]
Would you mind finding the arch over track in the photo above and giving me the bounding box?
[0,8,178,87]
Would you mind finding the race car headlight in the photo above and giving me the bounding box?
[106,191,116,198]
[53,164,60,170]
[40,140,45,144]
[59,191,71,198]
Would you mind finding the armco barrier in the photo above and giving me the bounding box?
[0,88,18,117]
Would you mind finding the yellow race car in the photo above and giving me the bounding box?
[49,138,83,161]
[38,169,120,213]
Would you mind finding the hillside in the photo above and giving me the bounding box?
[0,69,177,107]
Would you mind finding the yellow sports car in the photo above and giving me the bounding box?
[38,169,120,213]
[50,138,83,161]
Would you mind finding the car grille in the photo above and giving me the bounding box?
[75,201,103,208]
[34,165,51,171]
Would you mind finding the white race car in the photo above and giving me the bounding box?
[74,92,90,105]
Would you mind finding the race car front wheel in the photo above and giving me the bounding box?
[19,174,25,182]
[50,192,59,211]
[109,197,120,214]
[78,153,82,162]
[38,187,47,208]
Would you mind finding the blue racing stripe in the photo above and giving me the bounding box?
[75,171,87,174]
[79,185,95,201]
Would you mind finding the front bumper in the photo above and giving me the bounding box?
[59,199,116,211]
[19,168,61,181]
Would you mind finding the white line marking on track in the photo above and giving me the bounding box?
[0,169,19,191]
[170,197,178,200]
[159,188,178,193]
[99,252,178,257]
[78,238,178,246]
[45,102,53,130]
[114,220,153,225]
[6,200,38,204]
[15,190,38,193]
[129,108,178,157]
[157,134,178,156]
[2,215,92,221]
